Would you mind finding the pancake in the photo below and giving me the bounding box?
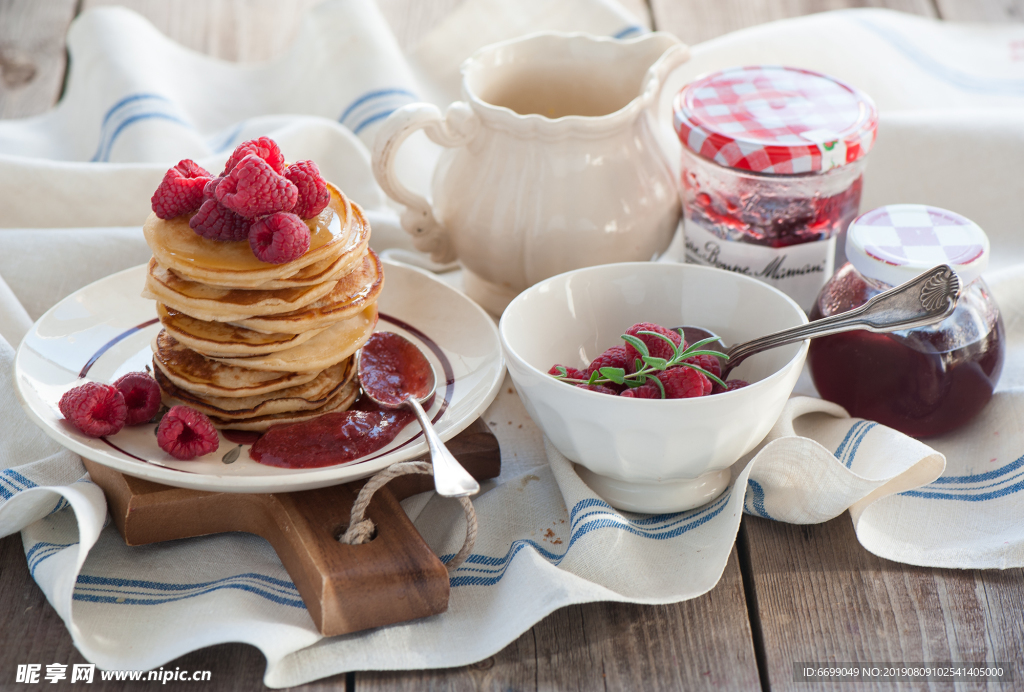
[144,182,357,287]
[157,303,327,357]
[144,258,339,322]
[153,330,319,398]
[236,202,372,290]
[202,380,360,432]
[153,358,356,418]
[233,249,383,334]
[210,304,377,372]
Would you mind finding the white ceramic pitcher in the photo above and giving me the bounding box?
[372,32,689,313]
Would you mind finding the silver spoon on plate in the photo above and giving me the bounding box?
[358,332,480,498]
[678,264,962,379]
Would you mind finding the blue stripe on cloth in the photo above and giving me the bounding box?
[612,25,645,39]
[338,88,417,123]
[446,491,732,587]
[855,16,1024,96]
[931,454,1024,484]
[898,454,1024,502]
[74,573,304,609]
[98,93,170,128]
[745,479,772,519]
[92,112,193,162]
[570,498,726,538]
[208,122,246,154]
[834,420,867,464]
[48,497,70,515]
[353,109,398,135]
[932,467,1024,493]
[0,469,36,501]
[899,477,1024,502]
[844,422,877,469]
[26,542,79,576]
[454,493,732,574]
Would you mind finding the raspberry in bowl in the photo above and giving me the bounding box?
[499,262,808,513]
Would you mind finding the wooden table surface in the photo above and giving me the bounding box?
[2,0,1022,690]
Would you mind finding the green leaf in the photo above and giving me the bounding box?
[587,371,601,385]
[682,336,725,354]
[552,365,569,378]
[683,349,729,360]
[679,362,727,389]
[599,367,626,385]
[621,334,650,357]
[642,356,669,370]
[624,377,645,388]
[638,330,679,352]
[650,376,667,399]
[634,358,644,373]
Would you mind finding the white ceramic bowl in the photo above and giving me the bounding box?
[499,262,809,513]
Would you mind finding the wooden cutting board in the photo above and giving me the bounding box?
[81,419,500,637]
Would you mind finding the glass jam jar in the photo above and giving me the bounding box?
[808,204,1005,438]
[673,66,878,311]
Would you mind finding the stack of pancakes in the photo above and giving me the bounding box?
[141,183,383,431]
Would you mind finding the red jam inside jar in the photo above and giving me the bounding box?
[808,205,1004,438]
[673,66,878,311]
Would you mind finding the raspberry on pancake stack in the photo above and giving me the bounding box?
[141,138,383,431]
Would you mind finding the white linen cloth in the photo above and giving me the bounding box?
[1,0,1023,685]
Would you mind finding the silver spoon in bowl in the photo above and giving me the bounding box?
[358,332,479,498]
[678,264,962,380]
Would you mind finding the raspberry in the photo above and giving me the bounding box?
[189,199,251,242]
[58,382,126,437]
[585,345,630,376]
[655,366,709,399]
[203,176,223,201]
[624,322,683,365]
[684,353,721,380]
[620,383,661,399]
[151,160,211,220]
[575,384,618,395]
[221,137,286,176]
[248,212,311,264]
[216,154,298,219]
[112,372,162,425]
[285,160,331,219]
[157,405,219,460]
[713,379,750,394]
[548,365,587,380]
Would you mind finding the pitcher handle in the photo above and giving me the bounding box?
[640,41,690,112]
[372,102,480,264]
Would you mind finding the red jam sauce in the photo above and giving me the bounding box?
[247,332,434,469]
[248,401,415,469]
[685,174,863,249]
[358,331,433,406]
[808,269,1005,438]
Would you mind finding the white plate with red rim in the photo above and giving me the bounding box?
[14,260,504,493]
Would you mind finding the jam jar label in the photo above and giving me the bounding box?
[684,219,835,311]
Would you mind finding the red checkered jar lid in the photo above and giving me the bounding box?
[847,204,989,287]
[673,65,878,175]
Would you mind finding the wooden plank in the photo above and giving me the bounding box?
[356,548,760,691]
[81,0,323,62]
[0,0,79,118]
[648,0,936,46]
[741,515,1024,691]
[933,0,1024,21]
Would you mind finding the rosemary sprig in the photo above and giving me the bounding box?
[551,330,729,398]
